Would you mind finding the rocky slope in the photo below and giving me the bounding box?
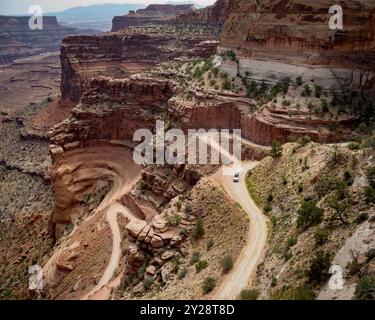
[111,4,194,32]
[247,142,375,300]
[0,16,95,65]
[218,0,375,93]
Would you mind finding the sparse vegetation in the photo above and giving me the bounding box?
[202,277,216,294]
[297,199,324,230]
[220,255,234,273]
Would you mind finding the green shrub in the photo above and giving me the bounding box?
[297,199,324,230]
[192,218,205,241]
[206,239,214,251]
[348,142,359,150]
[221,255,234,273]
[222,78,232,90]
[239,289,259,300]
[270,140,283,157]
[355,276,375,300]
[307,251,332,284]
[202,277,216,294]
[298,135,311,146]
[314,85,322,97]
[301,84,312,97]
[190,252,200,265]
[195,260,208,273]
[288,134,298,142]
[321,99,329,113]
[178,268,188,280]
[295,76,303,86]
[263,203,272,214]
[273,286,315,300]
[143,277,154,290]
[355,212,369,224]
[314,228,330,245]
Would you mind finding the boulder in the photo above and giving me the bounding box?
[126,219,147,238]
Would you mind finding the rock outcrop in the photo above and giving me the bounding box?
[218,0,375,93]
[60,26,218,102]
[111,4,194,32]
[0,16,94,65]
[176,0,230,26]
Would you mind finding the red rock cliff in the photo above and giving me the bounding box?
[218,0,375,92]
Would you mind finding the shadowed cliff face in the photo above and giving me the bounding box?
[219,0,375,92]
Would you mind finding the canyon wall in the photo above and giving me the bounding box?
[218,0,375,92]
[176,0,230,26]
[112,4,194,32]
[0,16,94,65]
[60,27,218,102]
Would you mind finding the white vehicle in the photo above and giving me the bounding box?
[233,172,240,183]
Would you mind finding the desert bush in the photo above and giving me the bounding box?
[206,239,214,251]
[273,286,315,300]
[178,268,188,280]
[202,277,216,294]
[307,251,332,284]
[297,199,324,230]
[192,218,205,241]
[314,228,330,245]
[143,277,154,290]
[298,135,311,146]
[239,289,259,300]
[301,84,312,97]
[348,142,359,151]
[355,276,375,300]
[195,260,208,273]
[270,140,283,157]
[221,255,234,273]
[295,76,303,86]
[190,252,200,265]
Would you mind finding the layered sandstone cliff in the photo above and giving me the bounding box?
[0,16,94,65]
[176,0,230,26]
[111,4,194,32]
[218,0,375,92]
[60,26,218,102]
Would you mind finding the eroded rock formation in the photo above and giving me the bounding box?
[0,16,94,65]
[218,0,375,92]
[176,0,230,26]
[111,4,194,32]
[60,26,218,102]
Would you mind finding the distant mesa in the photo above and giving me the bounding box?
[111,4,195,32]
[0,15,95,65]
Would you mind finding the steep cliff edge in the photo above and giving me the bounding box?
[218,0,375,93]
[176,0,230,26]
[60,25,218,102]
[112,4,194,32]
[0,16,95,65]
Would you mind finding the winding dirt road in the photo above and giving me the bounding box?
[212,162,268,300]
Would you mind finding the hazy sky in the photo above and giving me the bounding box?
[0,0,216,15]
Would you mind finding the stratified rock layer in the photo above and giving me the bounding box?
[0,16,94,64]
[111,4,194,32]
[60,26,218,102]
[219,0,375,92]
[176,0,230,26]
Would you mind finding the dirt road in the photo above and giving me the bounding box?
[212,162,268,299]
